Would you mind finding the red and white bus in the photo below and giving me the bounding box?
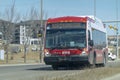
[44,16,108,69]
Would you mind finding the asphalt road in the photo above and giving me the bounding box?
[0,63,84,80]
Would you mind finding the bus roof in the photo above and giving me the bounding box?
[47,16,87,24]
[47,16,103,23]
[47,16,106,33]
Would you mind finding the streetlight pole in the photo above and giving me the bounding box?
[40,0,43,63]
[40,0,43,27]
[94,0,96,18]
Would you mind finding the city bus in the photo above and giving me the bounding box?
[44,16,108,69]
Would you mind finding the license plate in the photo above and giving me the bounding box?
[59,57,66,61]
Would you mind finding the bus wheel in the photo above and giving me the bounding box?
[90,54,96,68]
[102,54,107,67]
[52,65,58,70]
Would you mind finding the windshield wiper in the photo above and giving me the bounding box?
[69,46,84,49]
[51,47,56,50]
[50,46,84,50]
[51,45,72,50]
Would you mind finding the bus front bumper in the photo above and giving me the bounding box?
[44,56,89,65]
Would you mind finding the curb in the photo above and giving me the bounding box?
[0,63,44,67]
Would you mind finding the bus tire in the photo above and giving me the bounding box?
[90,53,96,68]
[52,65,58,70]
[102,53,107,67]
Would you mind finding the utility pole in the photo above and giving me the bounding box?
[103,0,119,60]
[40,0,43,63]
[94,0,96,20]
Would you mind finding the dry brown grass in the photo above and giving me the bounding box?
[0,44,41,64]
[0,51,40,64]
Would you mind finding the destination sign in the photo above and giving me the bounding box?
[47,22,86,29]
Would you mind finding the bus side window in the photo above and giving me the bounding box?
[88,30,94,46]
[88,30,91,41]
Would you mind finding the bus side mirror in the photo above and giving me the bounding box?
[89,40,94,46]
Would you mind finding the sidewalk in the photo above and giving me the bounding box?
[106,59,120,67]
[102,59,120,80]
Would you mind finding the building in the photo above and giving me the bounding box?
[0,19,46,45]
[0,19,15,43]
[13,20,46,45]
[108,35,120,46]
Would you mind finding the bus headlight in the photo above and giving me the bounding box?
[81,51,87,56]
[81,48,88,56]
[44,49,51,57]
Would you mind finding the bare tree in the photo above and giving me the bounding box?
[3,0,20,63]
[22,6,40,63]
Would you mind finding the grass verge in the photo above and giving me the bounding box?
[40,67,120,80]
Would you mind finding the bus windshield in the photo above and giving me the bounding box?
[45,29,86,49]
